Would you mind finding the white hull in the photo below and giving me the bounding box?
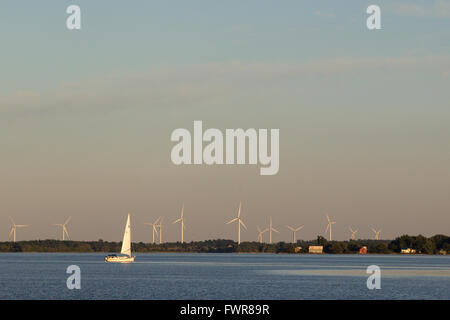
[105,255,135,263]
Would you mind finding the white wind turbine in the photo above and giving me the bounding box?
[256,226,268,243]
[173,204,186,243]
[286,225,304,244]
[53,216,71,240]
[371,228,382,240]
[268,217,279,244]
[157,217,163,244]
[349,227,358,240]
[226,201,247,245]
[9,217,28,243]
[324,213,336,241]
[144,217,161,244]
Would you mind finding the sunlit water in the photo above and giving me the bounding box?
[0,253,448,299]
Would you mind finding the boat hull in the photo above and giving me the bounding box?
[105,255,135,263]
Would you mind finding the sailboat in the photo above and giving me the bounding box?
[105,213,136,263]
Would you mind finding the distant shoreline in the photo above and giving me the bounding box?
[0,251,446,256]
[0,235,448,255]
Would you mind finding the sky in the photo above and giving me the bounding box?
[1,1,449,242]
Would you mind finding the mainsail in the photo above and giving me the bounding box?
[120,213,132,257]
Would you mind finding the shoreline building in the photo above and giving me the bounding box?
[359,246,368,254]
[308,246,323,254]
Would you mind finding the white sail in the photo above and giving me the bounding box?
[120,213,132,257]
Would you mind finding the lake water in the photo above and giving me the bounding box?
[0,253,448,299]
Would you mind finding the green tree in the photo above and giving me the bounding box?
[326,242,345,254]
[423,239,435,254]
[373,243,390,253]
[317,236,327,246]
[415,235,427,252]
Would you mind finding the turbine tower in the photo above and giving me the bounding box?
[53,216,71,240]
[256,226,268,243]
[144,217,161,244]
[324,213,336,241]
[173,204,186,243]
[268,217,279,244]
[371,228,382,240]
[286,225,304,243]
[349,227,358,240]
[9,217,28,243]
[157,217,163,244]
[226,201,247,245]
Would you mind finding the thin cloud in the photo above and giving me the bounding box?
[2,56,450,115]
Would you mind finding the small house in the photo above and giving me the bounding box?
[309,245,323,254]
[359,246,367,254]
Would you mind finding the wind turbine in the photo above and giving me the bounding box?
[157,217,163,244]
[144,217,161,244]
[349,227,358,240]
[286,225,304,243]
[256,226,268,243]
[324,213,336,241]
[9,217,28,243]
[173,204,186,243]
[53,216,71,240]
[268,217,279,244]
[371,228,382,240]
[226,201,247,245]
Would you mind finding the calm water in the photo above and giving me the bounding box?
[0,253,448,299]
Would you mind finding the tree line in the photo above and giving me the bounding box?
[0,234,448,254]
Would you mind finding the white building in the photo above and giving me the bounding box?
[309,246,323,254]
[401,248,416,254]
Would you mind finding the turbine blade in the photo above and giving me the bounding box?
[173,218,181,224]
[238,202,242,217]
[9,217,15,226]
[272,228,279,233]
[286,226,294,231]
[64,227,70,240]
[240,220,247,230]
[296,225,304,231]
[64,216,72,225]
[227,218,238,224]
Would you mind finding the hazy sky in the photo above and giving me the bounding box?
[1,1,449,242]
